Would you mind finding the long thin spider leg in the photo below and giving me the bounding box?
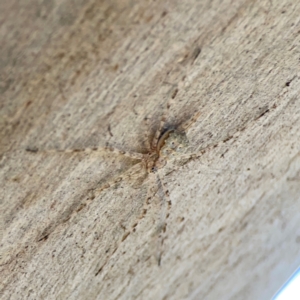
[179,111,202,132]
[175,150,207,162]
[152,116,167,151]
[87,162,147,200]
[143,117,154,152]
[104,144,145,160]
[153,171,172,266]
[183,143,219,160]
[152,83,178,150]
[135,172,157,223]
[166,145,221,176]
[26,145,144,161]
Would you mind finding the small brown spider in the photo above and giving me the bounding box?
[26,109,211,265]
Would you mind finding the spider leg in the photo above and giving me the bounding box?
[135,171,157,223]
[153,171,172,266]
[87,162,146,200]
[168,145,221,175]
[182,143,218,160]
[143,116,155,151]
[26,144,144,161]
[179,111,202,132]
[152,115,167,150]
[104,143,145,160]
[151,83,178,150]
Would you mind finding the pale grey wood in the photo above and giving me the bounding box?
[1,0,300,299]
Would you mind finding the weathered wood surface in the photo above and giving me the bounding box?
[1,0,300,299]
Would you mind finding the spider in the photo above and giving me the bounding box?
[26,107,214,266]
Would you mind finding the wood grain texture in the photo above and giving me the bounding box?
[1,0,300,299]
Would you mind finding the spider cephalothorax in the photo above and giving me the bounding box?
[158,130,189,157]
[147,129,189,172]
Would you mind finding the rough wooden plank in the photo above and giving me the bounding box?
[1,0,300,299]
